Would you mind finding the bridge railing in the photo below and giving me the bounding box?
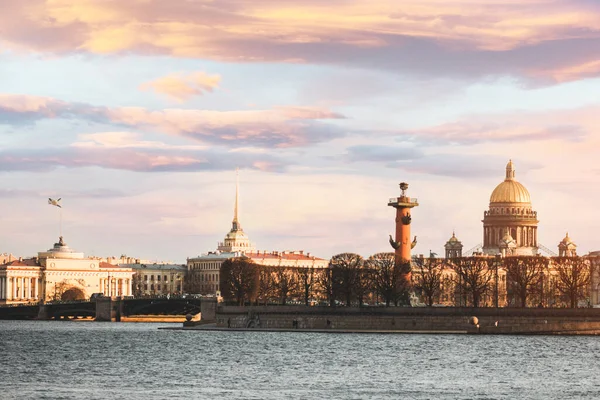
[0,301,40,308]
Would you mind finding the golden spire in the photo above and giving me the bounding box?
[232,168,240,231]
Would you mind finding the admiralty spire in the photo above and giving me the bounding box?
[217,170,255,253]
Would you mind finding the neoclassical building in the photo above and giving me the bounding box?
[482,160,539,256]
[125,263,187,297]
[0,236,134,304]
[186,175,327,295]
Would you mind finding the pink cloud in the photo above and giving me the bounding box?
[0,141,289,173]
[0,94,346,148]
[139,71,221,102]
[393,106,598,145]
[2,1,600,82]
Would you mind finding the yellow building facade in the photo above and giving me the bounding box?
[0,237,134,304]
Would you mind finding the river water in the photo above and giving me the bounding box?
[1,320,599,399]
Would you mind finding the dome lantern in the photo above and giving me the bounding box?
[505,159,515,181]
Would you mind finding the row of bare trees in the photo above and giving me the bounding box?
[413,256,595,308]
[220,254,598,308]
[220,253,411,306]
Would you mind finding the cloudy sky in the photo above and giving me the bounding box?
[1,0,599,262]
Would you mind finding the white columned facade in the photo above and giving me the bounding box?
[0,277,4,299]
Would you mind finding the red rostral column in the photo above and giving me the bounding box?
[388,182,419,270]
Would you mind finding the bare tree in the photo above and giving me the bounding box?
[553,256,591,308]
[368,252,403,306]
[413,256,444,306]
[330,253,364,306]
[255,265,275,305]
[354,265,373,306]
[315,267,335,306]
[296,266,317,306]
[272,267,298,305]
[49,279,69,301]
[219,258,258,305]
[449,257,494,308]
[504,256,549,307]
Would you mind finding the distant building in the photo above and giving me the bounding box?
[187,251,241,295]
[123,263,187,297]
[0,253,17,265]
[444,232,463,258]
[101,255,175,266]
[0,236,134,304]
[558,233,577,257]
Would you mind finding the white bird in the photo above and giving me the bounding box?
[48,198,62,208]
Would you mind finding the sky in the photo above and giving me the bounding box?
[1,0,600,262]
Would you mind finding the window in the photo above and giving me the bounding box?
[157,275,161,281]
[144,284,148,290]
[150,284,154,290]
[144,275,148,281]
[150,275,154,281]
[164,275,167,281]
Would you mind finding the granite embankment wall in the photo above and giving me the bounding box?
[216,306,600,334]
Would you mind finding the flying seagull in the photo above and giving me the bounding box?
[48,198,62,208]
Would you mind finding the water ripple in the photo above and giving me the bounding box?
[1,321,600,399]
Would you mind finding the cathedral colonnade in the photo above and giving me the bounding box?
[484,226,538,248]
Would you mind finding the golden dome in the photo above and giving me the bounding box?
[447,232,460,243]
[490,160,531,204]
[560,232,575,246]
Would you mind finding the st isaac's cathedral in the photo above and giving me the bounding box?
[435,160,600,307]
[445,160,568,258]
[481,160,540,257]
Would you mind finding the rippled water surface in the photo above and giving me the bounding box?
[2,321,600,399]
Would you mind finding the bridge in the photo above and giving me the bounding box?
[0,296,205,321]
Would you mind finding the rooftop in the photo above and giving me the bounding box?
[118,263,187,271]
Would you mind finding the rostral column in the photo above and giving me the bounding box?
[388,182,419,271]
